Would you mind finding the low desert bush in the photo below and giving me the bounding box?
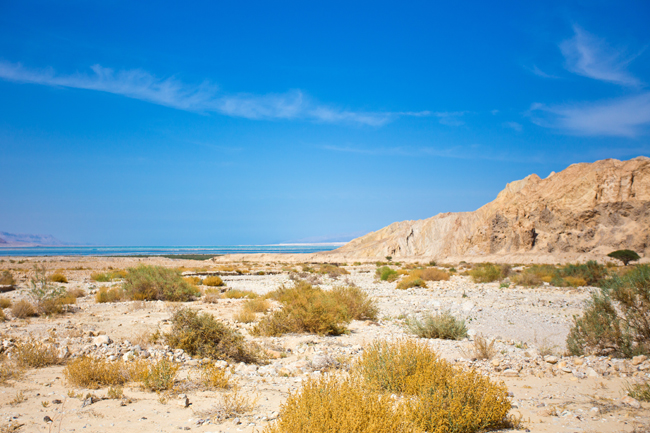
[406,311,467,340]
[627,381,650,402]
[224,289,257,299]
[253,282,373,336]
[376,266,399,282]
[330,286,378,320]
[95,286,124,303]
[140,358,178,391]
[242,297,271,313]
[469,263,502,283]
[511,272,543,287]
[91,270,127,282]
[561,261,608,286]
[353,339,512,433]
[64,356,133,388]
[265,374,418,433]
[122,265,200,301]
[203,276,225,287]
[66,287,86,298]
[183,276,202,286]
[11,300,37,318]
[0,309,4,322]
[234,310,257,323]
[0,270,15,286]
[414,267,450,281]
[0,297,12,309]
[396,276,427,290]
[563,276,587,287]
[13,341,62,368]
[202,288,222,303]
[463,334,497,360]
[567,265,650,357]
[164,307,260,363]
[48,272,68,283]
[0,358,23,384]
[317,264,349,279]
[200,363,232,389]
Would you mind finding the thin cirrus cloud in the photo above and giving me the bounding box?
[529,92,650,137]
[559,25,643,87]
[0,60,431,126]
[529,26,650,137]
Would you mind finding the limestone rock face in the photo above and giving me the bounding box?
[329,157,650,262]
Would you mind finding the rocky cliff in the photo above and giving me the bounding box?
[327,157,650,263]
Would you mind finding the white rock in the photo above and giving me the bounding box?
[544,355,559,364]
[621,396,641,409]
[93,335,112,346]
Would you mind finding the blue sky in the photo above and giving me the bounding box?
[1,1,649,245]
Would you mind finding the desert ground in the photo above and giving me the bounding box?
[0,255,649,433]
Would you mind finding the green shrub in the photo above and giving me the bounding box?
[608,250,641,266]
[91,270,127,282]
[164,307,260,363]
[253,282,350,336]
[567,265,650,357]
[561,261,607,286]
[406,311,468,340]
[376,266,398,282]
[122,265,200,301]
[469,264,502,283]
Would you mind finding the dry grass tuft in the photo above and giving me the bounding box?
[200,363,232,389]
[234,310,257,323]
[199,387,257,422]
[11,300,37,318]
[0,297,11,309]
[14,341,63,368]
[48,272,68,283]
[202,288,222,303]
[627,381,650,402]
[463,334,497,360]
[242,297,271,313]
[0,270,15,286]
[223,289,257,299]
[0,358,23,384]
[412,268,450,281]
[91,270,127,282]
[95,286,125,303]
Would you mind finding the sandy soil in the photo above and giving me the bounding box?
[0,256,648,433]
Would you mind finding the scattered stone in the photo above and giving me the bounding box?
[544,356,559,364]
[621,396,641,409]
[93,335,111,346]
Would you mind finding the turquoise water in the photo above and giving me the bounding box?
[0,245,343,257]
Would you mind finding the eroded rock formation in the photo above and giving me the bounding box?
[328,157,650,262]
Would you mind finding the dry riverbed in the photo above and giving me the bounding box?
[0,256,648,433]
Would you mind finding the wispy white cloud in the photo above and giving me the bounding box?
[503,121,523,132]
[529,92,650,137]
[0,60,431,126]
[560,25,643,86]
[528,65,560,79]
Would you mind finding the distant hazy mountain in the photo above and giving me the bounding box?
[0,231,68,247]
